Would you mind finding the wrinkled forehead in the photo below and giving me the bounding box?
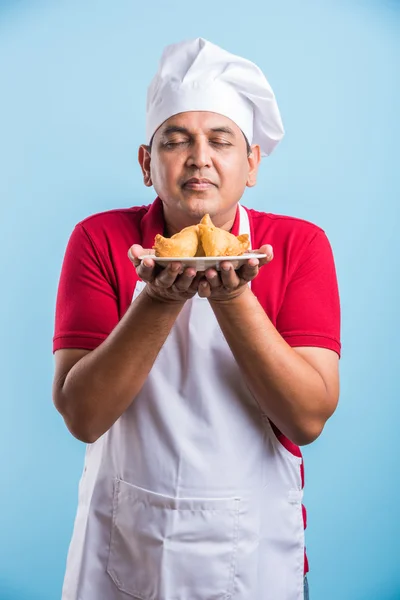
[153,111,245,140]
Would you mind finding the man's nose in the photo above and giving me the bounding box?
[186,138,212,169]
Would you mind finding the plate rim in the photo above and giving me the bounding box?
[136,251,267,262]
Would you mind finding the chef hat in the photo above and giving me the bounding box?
[146,37,284,157]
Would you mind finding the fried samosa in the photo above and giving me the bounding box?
[153,225,199,258]
[152,214,250,258]
[199,214,250,257]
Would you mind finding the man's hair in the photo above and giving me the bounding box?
[244,136,252,156]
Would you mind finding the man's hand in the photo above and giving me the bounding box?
[129,244,273,304]
[198,244,274,302]
[129,245,203,304]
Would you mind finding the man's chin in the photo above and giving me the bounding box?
[179,195,220,219]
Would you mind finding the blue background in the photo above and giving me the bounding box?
[1,1,399,598]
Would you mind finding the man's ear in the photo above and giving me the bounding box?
[246,145,261,188]
[138,145,152,187]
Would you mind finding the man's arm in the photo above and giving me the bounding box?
[209,286,339,446]
[53,248,206,444]
[53,288,185,443]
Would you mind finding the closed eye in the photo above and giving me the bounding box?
[162,139,232,149]
[164,140,190,148]
[210,140,232,147]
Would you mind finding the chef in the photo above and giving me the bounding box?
[53,37,341,600]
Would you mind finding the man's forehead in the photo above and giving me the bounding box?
[158,112,242,136]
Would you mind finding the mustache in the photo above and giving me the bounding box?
[181,176,218,186]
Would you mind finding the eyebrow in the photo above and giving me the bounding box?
[161,126,190,137]
[209,126,235,137]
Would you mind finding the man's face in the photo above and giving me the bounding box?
[139,111,261,228]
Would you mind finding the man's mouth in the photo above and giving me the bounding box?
[182,178,217,190]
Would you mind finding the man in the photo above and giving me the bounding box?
[53,38,340,600]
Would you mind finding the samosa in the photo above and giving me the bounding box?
[198,214,250,257]
[153,225,199,258]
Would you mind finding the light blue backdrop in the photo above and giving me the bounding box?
[1,1,399,598]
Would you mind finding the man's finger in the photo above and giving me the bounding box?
[155,262,182,288]
[137,259,157,282]
[205,268,220,289]
[128,245,154,267]
[188,271,205,294]
[198,280,211,298]
[219,262,240,290]
[239,262,259,282]
[173,267,197,292]
[257,244,274,266]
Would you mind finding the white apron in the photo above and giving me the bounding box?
[62,205,305,600]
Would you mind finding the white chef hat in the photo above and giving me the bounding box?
[146,37,284,157]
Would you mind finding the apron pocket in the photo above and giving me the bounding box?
[107,479,241,600]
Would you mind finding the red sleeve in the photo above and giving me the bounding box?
[53,223,119,352]
[276,230,341,356]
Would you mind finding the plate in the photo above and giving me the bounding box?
[133,251,267,272]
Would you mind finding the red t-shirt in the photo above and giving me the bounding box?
[53,197,341,574]
[54,197,340,356]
